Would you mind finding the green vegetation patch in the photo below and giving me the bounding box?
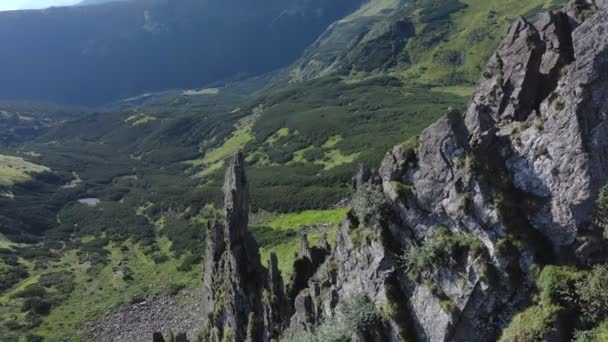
[125,113,157,126]
[251,208,346,277]
[501,265,608,341]
[403,226,485,282]
[258,229,332,280]
[575,321,608,342]
[0,155,50,187]
[187,121,254,176]
[402,0,567,87]
[499,302,562,342]
[281,295,386,342]
[259,208,349,231]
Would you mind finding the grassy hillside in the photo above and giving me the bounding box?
[0,101,86,147]
[401,0,567,86]
[289,0,566,90]
[0,155,50,187]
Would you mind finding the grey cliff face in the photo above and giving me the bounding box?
[463,3,608,249]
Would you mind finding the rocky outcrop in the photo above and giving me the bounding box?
[263,252,289,340]
[198,153,268,342]
[87,290,206,342]
[465,3,608,250]
[190,153,290,342]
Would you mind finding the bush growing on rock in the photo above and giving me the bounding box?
[499,303,563,342]
[403,226,485,282]
[594,184,608,237]
[502,265,608,341]
[352,185,391,228]
[537,266,581,307]
[575,321,608,342]
[577,266,608,324]
[282,295,386,342]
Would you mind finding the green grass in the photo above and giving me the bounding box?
[0,154,50,187]
[35,239,201,341]
[253,208,347,277]
[430,85,476,97]
[186,121,254,174]
[318,149,360,170]
[125,113,157,126]
[261,208,349,231]
[322,135,343,148]
[288,136,358,169]
[402,0,566,86]
[0,235,202,341]
[499,303,562,342]
[266,128,292,145]
[259,229,336,280]
[350,0,403,18]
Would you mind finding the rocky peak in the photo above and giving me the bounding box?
[223,152,249,246]
[198,153,266,342]
[460,0,608,249]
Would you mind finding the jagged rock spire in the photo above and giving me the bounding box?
[199,153,265,342]
[223,152,249,246]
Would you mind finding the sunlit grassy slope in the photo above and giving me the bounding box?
[0,235,203,341]
[252,208,348,279]
[401,0,566,85]
[0,154,50,187]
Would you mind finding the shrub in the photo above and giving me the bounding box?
[537,266,582,306]
[152,254,170,264]
[403,226,485,281]
[177,254,202,272]
[25,334,44,342]
[594,184,608,236]
[167,283,186,296]
[352,186,391,228]
[577,266,608,324]
[22,298,52,315]
[39,271,76,294]
[575,321,608,342]
[12,285,47,299]
[499,303,562,342]
[283,295,386,342]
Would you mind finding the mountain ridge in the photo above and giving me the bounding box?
[0,0,362,105]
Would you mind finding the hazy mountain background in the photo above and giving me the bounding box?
[0,0,361,105]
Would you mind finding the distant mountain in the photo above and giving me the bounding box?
[0,0,361,105]
[78,0,126,5]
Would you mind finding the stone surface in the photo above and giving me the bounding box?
[86,290,205,342]
[199,153,267,342]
